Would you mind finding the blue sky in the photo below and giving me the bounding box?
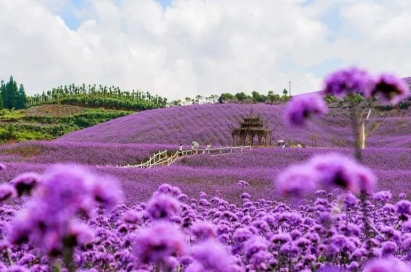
[61,0,173,30]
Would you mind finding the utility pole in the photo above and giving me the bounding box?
[289,81,291,96]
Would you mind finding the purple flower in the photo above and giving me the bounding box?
[146,193,180,220]
[395,200,411,221]
[188,240,233,272]
[191,221,216,241]
[371,74,410,105]
[284,93,328,127]
[237,180,249,187]
[276,164,319,198]
[133,221,187,264]
[309,153,376,194]
[0,184,17,203]
[8,164,121,256]
[363,257,411,272]
[9,172,42,197]
[322,67,375,98]
[0,163,6,171]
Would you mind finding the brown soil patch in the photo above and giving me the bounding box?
[26,104,85,117]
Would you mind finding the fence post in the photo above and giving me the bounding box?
[220,147,222,154]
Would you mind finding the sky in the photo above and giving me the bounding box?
[1,0,411,101]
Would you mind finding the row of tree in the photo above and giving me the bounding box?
[0,76,27,110]
[0,76,169,111]
[25,83,167,111]
[167,89,291,106]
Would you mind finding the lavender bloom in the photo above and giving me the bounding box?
[395,200,411,221]
[191,221,216,241]
[276,164,319,198]
[8,164,122,256]
[188,240,233,272]
[322,67,375,98]
[146,193,180,220]
[237,180,249,187]
[133,221,187,264]
[309,153,376,194]
[284,93,328,127]
[363,257,411,272]
[371,74,410,105]
[0,184,17,202]
[9,172,42,197]
[0,163,6,170]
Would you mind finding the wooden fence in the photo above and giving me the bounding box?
[98,146,252,169]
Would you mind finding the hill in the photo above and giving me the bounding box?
[0,104,132,143]
[57,103,411,148]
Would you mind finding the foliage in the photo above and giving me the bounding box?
[0,76,27,110]
[0,107,132,144]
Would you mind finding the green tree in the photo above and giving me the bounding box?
[283,88,288,96]
[17,84,27,109]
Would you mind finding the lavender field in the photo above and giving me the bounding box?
[0,70,411,271]
[57,104,411,148]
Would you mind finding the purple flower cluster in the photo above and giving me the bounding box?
[284,93,328,127]
[277,153,376,197]
[0,179,411,271]
[7,164,122,259]
[322,67,410,105]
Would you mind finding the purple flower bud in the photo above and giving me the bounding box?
[191,221,216,241]
[322,67,375,98]
[146,193,180,221]
[133,221,187,264]
[284,93,328,127]
[372,74,410,105]
[9,172,41,197]
[276,164,319,198]
[0,184,16,202]
[363,258,411,272]
[189,240,233,272]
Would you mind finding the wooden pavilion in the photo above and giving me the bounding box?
[231,111,272,146]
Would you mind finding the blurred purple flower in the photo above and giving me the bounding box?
[146,193,180,220]
[309,153,376,194]
[8,164,121,257]
[284,93,328,127]
[0,184,17,203]
[322,67,375,98]
[363,257,411,272]
[191,221,216,241]
[188,240,233,272]
[276,164,319,198]
[0,163,6,171]
[371,74,410,105]
[133,221,187,264]
[9,172,42,197]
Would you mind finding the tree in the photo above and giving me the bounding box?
[218,93,234,103]
[17,84,27,109]
[283,89,288,96]
[234,92,247,102]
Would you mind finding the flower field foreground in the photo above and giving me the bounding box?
[1,163,411,271]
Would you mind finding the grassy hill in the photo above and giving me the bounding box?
[0,104,132,143]
[57,103,411,148]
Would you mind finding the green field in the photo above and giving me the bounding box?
[0,104,132,143]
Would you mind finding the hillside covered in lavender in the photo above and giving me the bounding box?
[57,103,411,148]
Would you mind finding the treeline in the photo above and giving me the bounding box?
[168,89,291,106]
[26,83,167,111]
[0,76,27,110]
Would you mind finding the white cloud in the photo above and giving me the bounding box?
[0,0,410,101]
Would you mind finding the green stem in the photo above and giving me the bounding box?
[62,246,76,272]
